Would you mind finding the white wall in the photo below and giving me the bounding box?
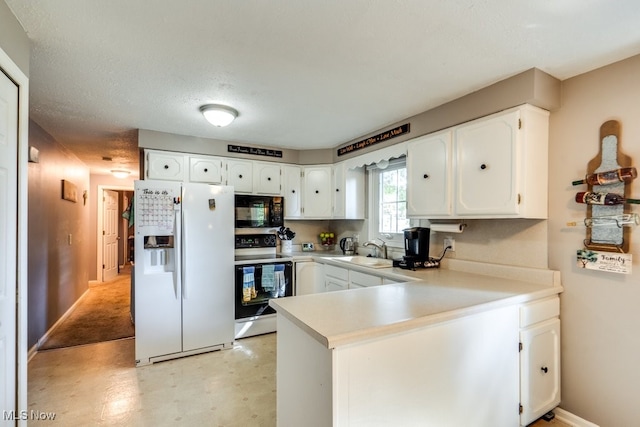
[548,54,640,426]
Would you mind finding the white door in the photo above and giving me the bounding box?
[407,131,453,217]
[181,184,235,351]
[253,161,281,195]
[226,159,253,193]
[283,165,302,218]
[303,166,332,218]
[102,189,119,281]
[455,110,520,215]
[0,68,19,422]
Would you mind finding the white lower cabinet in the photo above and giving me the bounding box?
[294,261,324,295]
[324,264,349,292]
[519,297,561,426]
[349,270,383,289]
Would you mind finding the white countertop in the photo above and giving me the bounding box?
[270,263,562,349]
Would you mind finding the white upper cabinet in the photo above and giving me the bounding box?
[283,165,302,219]
[146,150,185,181]
[332,162,365,219]
[253,161,282,195]
[407,131,453,217]
[406,104,549,219]
[455,109,521,216]
[189,155,224,184]
[302,166,333,218]
[226,159,253,193]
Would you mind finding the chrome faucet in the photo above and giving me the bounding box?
[363,238,387,259]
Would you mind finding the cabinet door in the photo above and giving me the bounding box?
[295,261,323,295]
[332,163,346,218]
[283,165,302,218]
[303,166,332,218]
[349,270,382,289]
[189,156,224,184]
[455,110,520,215]
[146,151,185,181]
[227,159,253,193]
[254,161,281,195]
[407,131,452,217]
[325,278,348,292]
[520,318,561,426]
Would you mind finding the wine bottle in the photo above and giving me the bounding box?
[566,213,640,228]
[572,167,637,186]
[575,191,640,205]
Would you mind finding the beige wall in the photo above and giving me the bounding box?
[27,121,91,348]
[0,0,29,76]
[548,54,640,426]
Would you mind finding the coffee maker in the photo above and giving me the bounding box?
[393,227,439,270]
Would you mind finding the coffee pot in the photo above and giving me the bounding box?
[339,237,355,255]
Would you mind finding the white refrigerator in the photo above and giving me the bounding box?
[134,180,235,366]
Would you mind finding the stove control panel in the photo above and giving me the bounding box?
[235,234,277,249]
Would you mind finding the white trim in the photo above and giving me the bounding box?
[96,184,134,283]
[0,44,29,426]
[554,407,600,427]
[344,141,407,169]
[34,289,91,351]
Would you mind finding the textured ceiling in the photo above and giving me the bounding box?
[6,0,640,175]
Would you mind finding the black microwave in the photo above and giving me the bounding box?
[235,195,284,228]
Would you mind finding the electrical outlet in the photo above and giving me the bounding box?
[443,237,455,252]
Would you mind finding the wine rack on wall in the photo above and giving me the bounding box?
[573,120,637,253]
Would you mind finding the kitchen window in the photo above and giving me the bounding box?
[368,157,411,248]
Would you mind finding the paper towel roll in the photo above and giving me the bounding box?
[430,223,466,233]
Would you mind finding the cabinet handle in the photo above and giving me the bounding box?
[336,188,339,192]
[541,366,548,374]
[164,164,169,170]
[423,173,429,179]
[204,168,208,173]
[292,190,295,193]
[239,174,243,179]
[268,177,271,181]
[480,164,487,170]
[315,190,319,194]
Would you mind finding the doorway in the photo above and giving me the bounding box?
[96,185,134,283]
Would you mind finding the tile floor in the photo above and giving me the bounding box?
[28,333,570,426]
[28,335,276,426]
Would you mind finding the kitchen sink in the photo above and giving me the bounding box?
[327,256,394,269]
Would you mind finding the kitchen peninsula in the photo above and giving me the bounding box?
[270,263,562,427]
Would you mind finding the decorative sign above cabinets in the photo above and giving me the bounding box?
[337,123,410,156]
[227,144,283,158]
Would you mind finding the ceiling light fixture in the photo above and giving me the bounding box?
[111,169,130,179]
[200,104,238,127]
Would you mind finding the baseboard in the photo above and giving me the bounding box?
[555,408,600,427]
[33,288,91,353]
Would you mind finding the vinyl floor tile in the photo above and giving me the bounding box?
[28,334,276,426]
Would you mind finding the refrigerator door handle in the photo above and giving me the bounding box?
[182,209,187,300]
[173,209,181,300]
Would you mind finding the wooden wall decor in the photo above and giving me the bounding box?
[580,120,634,253]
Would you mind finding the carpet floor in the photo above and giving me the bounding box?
[38,266,135,350]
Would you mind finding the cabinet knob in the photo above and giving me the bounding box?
[292,190,295,193]
[204,168,208,173]
[336,188,339,192]
[480,164,487,170]
[315,190,319,194]
[239,174,243,179]
[541,366,548,374]
[423,173,429,179]
[268,177,271,181]
[164,164,169,170]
